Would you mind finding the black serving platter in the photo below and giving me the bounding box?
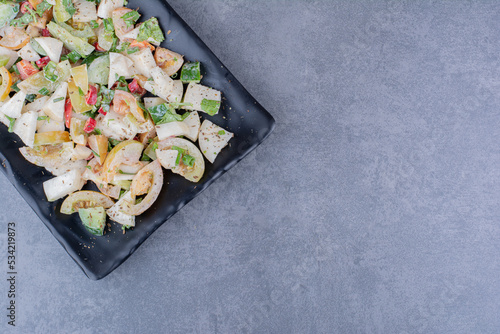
[0,0,275,280]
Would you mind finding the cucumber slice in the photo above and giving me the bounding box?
[88,54,110,85]
[78,207,107,236]
[0,2,19,28]
[47,22,95,56]
[30,39,47,57]
[180,62,201,83]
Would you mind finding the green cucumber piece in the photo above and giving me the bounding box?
[0,2,19,28]
[47,22,95,57]
[78,207,106,236]
[180,62,201,83]
[30,39,47,56]
[88,54,110,85]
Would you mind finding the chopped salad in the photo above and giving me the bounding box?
[0,0,234,235]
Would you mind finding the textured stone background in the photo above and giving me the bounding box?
[1,0,500,333]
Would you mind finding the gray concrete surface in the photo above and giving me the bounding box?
[2,0,500,333]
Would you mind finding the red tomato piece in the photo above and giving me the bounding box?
[20,1,33,14]
[35,56,50,69]
[16,60,39,80]
[64,98,72,128]
[98,106,107,116]
[85,84,98,105]
[93,42,106,52]
[84,118,97,133]
[41,28,51,37]
[128,78,146,96]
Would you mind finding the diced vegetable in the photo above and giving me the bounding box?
[71,144,92,161]
[36,56,51,69]
[108,52,137,88]
[157,137,205,182]
[87,54,109,85]
[19,141,72,166]
[106,190,135,226]
[113,90,145,122]
[41,82,67,122]
[17,42,41,62]
[182,111,201,142]
[127,47,155,77]
[0,2,20,27]
[156,149,178,169]
[47,21,95,56]
[0,46,20,69]
[101,139,143,182]
[120,160,163,215]
[43,169,85,202]
[83,117,96,133]
[33,130,70,146]
[112,7,136,40]
[69,117,87,145]
[198,120,234,163]
[0,90,26,118]
[61,190,114,214]
[183,82,221,116]
[53,0,72,23]
[18,59,71,94]
[97,0,125,19]
[67,78,92,113]
[88,134,108,165]
[72,0,97,23]
[16,59,39,80]
[70,64,88,95]
[0,66,12,102]
[78,207,106,236]
[155,47,184,77]
[156,121,190,141]
[137,17,164,46]
[35,37,63,62]
[30,38,47,56]
[12,110,37,147]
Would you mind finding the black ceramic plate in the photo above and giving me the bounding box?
[0,0,275,280]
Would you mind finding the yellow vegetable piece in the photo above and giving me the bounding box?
[101,140,143,183]
[34,131,71,146]
[88,134,109,165]
[0,28,30,50]
[68,79,91,113]
[0,67,12,101]
[53,0,71,23]
[69,118,87,145]
[70,64,88,95]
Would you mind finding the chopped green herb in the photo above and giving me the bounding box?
[182,154,195,167]
[137,17,164,44]
[91,149,100,158]
[93,128,102,135]
[103,18,114,33]
[78,87,85,96]
[37,116,48,121]
[89,20,99,29]
[5,115,15,133]
[66,50,82,63]
[11,81,20,92]
[39,87,50,96]
[200,98,220,116]
[43,61,59,83]
[25,94,37,103]
[180,62,201,83]
[35,1,52,16]
[147,103,190,125]
[62,0,76,16]
[218,130,226,135]
[53,97,65,103]
[127,47,139,54]
[121,10,140,28]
